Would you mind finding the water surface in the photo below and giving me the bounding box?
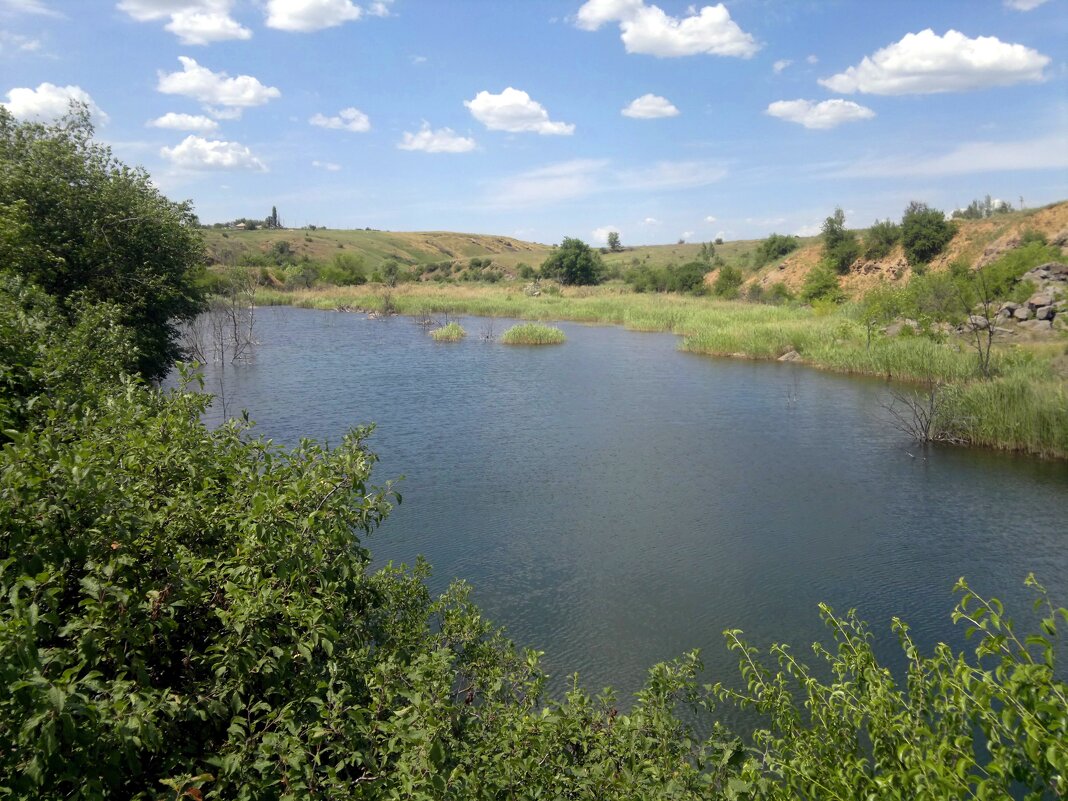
[189,307,1068,702]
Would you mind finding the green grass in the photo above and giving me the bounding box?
[501,322,566,345]
[430,321,466,341]
[254,283,1067,457]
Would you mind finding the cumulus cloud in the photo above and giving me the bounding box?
[465,87,574,135]
[591,225,620,245]
[160,134,266,170]
[265,0,361,32]
[576,0,759,58]
[157,57,280,116]
[836,134,1068,177]
[1005,0,1050,9]
[766,98,875,129]
[704,215,717,223]
[312,159,341,171]
[772,58,791,73]
[621,93,679,118]
[148,112,219,132]
[820,29,1050,95]
[2,82,108,123]
[679,231,694,241]
[309,107,370,132]
[641,216,660,225]
[397,123,476,153]
[117,0,250,44]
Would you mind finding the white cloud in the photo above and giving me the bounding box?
[794,223,821,237]
[411,54,427,64]
[2,83,108,123]
[621,93,679,118]
[489,157,726,207]
[366,0,392,15]
[465,87,574,135]
[772,58,791,73]
[160,134,266,171]
[704,215,717,223]
[265,0,361,32]
[310,107,370,132]
[397,123,476,153]
[148,112,219,132]
[0,30,40,54]
[117,1,250,44]
[312,159,341,171]
[1005,0,1050,9]
[766,98,875,129]
[576,0,759,58]
[805,54,818,64]
[820,29,1050,95]
[679,230,694,241]
[641,216,660,225]
[157,56,280,115]
[837,134,1068,177]
[591,225,620,245]
[0,0,62,16]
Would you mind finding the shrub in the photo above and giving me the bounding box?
[863,219,901,260]
[801,263,844,303]
[754,233,799,267]
[430,321,466,341]
[901,201,956,266]
[822,207,861,274]
[712,265,743,298]
[540,237,605,285]
[501,322,566,345]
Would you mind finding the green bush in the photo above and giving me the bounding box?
[754,233,799,267]
[901,201,956,266]
[540,237,605,285]
[712,264,743,298]
[863,218,901,260]
[801,263,844,303]
[821,207,860,274]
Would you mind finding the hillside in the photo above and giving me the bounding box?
[745,200,1068,296]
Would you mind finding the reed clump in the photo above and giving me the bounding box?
[501,322,566,345]
[430,321,466,341]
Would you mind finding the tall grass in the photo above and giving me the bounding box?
[255,283,1066,457]
[430,321,466,341]
[501,323,566,345]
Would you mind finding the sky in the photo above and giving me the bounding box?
[1,0,1066,245]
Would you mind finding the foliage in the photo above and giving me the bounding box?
[712,265,744,299]
[901,201,956,266]
[976,240,1062,302]
[863,218,901,260]
[858,282,906,347]
[626,261,708,295]
[0,106,204,381]
[753,233,799,268]
[606,230,622,252]
[952,195,1013,220]
[430,321,466,341]
[744,282,793,305]
[317,252,367,286]
[501,322,566,345]
[821,207,860,275]
[801,262,844,303]
[540,237,605,285]
[715,575,1068,800]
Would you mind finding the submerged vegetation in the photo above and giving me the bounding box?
[501,321,566,345]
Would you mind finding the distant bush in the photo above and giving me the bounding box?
[754,233,799,267]
[516,262,536,279]
[501,322,566,345]
[625,261,707,295]
[712,265,743,298]
[822,207,860,275]
[540,237,605,285]
[901,201,955,266]
[952,195,1013,220]
[317,253,367,286]
[745,281,793,305]
[801,263,844,303]
[863,219,901,260]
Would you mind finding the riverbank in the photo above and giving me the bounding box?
[254,283,1068,458]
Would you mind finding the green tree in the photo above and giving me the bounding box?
[539,237,605,285]
[863,218,901,260]
[712,264,743,298]
[821,207,860,274]
[901,201,956,266]
[801,262,844,303]
[0,106,204,380]
[606,230,622,252]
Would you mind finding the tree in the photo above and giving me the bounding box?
[863,219,901,260]
[539,237,605,285]
[711,264,743,298]
[0,105,204,380]
[821,207,860,275]
[265,205,281,229]
[606,230,622,252]
[901,201,955,266]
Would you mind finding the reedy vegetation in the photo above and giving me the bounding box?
[429,321,466,341]
[500,322,566,345]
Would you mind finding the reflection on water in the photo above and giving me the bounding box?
[183,306,1068,702]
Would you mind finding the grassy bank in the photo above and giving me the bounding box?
[256,283,1068,458]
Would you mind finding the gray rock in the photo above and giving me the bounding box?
[1028,292,1054,308]
[1035,305,1055,321]
[1013,306,1033,321]
[778,350,802,362]
[999,301,1020,312]
[1018,318,1052,332]
[967,315,991,330]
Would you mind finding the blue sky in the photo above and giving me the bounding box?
[2,0,1066,245]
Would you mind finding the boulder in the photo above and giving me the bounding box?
[1027,292,1054,309]
[967,315,990,330]
[1018,318,1052,332]
[999,301,1021,313]
[778,350,802,362]
[1013,306,1033,321]
[1052,230,1068,248]
[1035,305,1055,321]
